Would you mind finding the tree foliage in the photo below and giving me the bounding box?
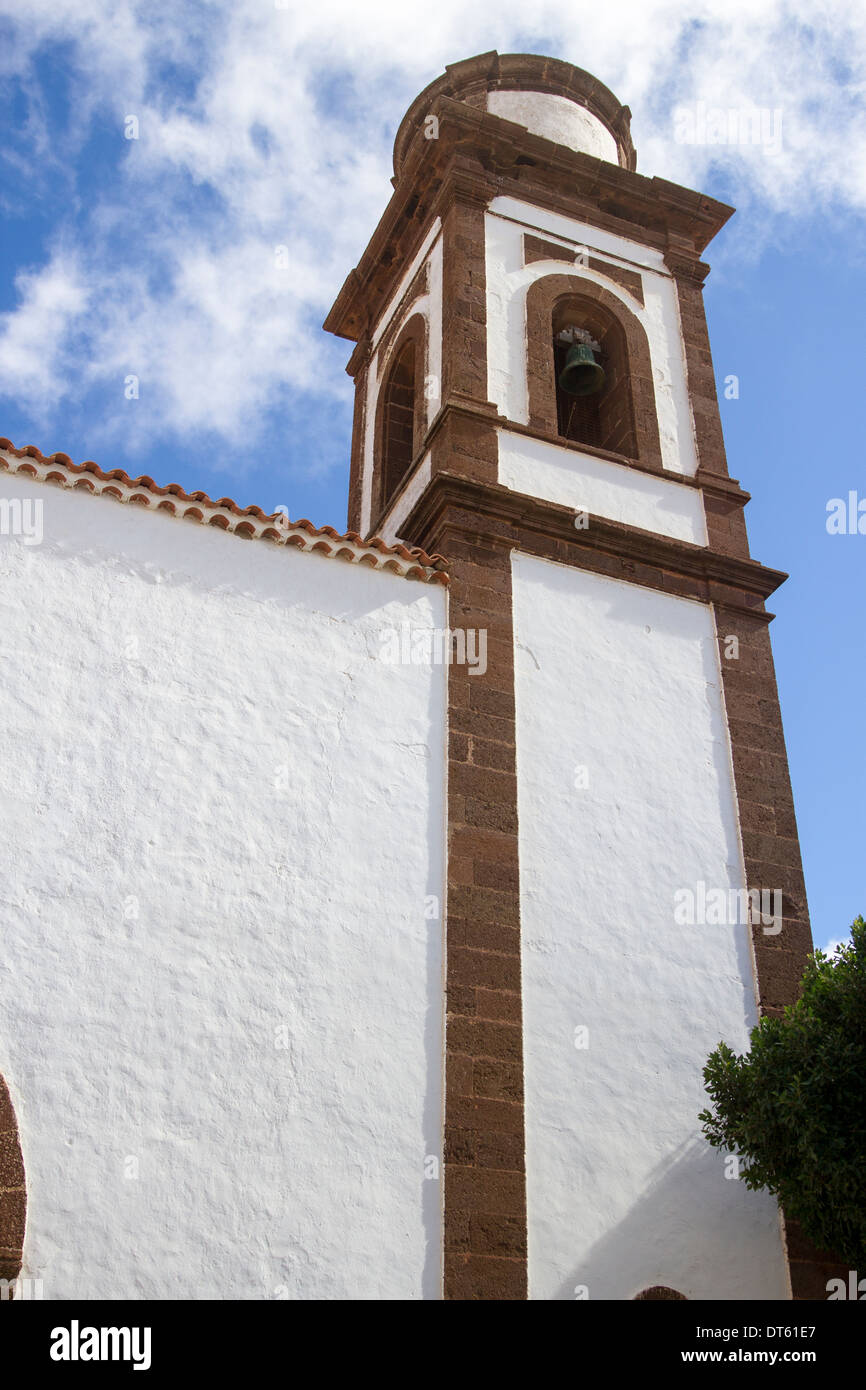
[700,917,866,1266]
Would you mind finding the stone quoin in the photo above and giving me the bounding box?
[0,50,843,1301]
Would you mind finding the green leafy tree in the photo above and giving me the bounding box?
[700,917,866,1267]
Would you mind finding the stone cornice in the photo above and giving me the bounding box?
[695,466,750,502]
[345,334,372,379]
[402,471,785,617]
[664,249,712,286]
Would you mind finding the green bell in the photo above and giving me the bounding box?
[558,342,605,397]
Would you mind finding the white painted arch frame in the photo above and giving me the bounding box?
[361,224,443,535]
[485,214,698,477]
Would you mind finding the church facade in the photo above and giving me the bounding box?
[0,52,832,1300]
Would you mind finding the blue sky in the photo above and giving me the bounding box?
[1,0,863,950]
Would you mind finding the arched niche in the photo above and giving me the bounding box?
[372,312,427,528]
[525,272,662,470]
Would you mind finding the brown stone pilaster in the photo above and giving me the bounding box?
[783,1220,852,1301]
[717,610,812,1014]
[436,170,495,409]
[442,531,527,1300]
[345,337,370,535]
[405,413,528,1298]
[426,401,500,489]
[666,251,752,561]
[0,1073,26,1294]
[426,192,529,1295]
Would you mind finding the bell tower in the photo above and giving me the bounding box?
[326,52,832,1301]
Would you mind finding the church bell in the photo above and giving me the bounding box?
[558,342,605,398]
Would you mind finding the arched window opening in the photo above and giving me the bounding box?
[382,339,417,512]
[552,298,637,459]
[634,1285,688,1300]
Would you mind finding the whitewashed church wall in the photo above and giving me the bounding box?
[497,430,707,545]
[511,551,788,1300]
[0,469,447,1300]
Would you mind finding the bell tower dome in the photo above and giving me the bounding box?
[326,52,825,1302]
[392,52,636,175]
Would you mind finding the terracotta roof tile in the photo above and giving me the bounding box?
[0,438,449,586]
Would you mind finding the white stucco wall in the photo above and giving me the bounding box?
[485,200,698,476]
[498,430,707,545]
[512,552,787,1301]
[0,470,447,1300]
[486,90,619,165]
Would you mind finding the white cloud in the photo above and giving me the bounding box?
[0,0,864,459]
[820,935,853,957]
[78,237,347,444]
[0,255,89,409]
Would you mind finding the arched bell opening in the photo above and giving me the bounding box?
[634,1285,688,1300]
[552,296,637,458]
[525,273,663,467]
